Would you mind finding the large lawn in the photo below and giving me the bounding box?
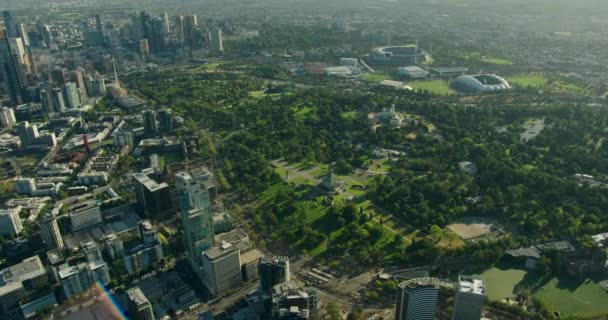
[409,80,454,95]
[534,277,608,317]
[361,73,392,83]
[508,75,548,88]
[476,267,529,301]
[483,57,513,65]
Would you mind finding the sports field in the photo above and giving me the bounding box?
[534,277,608,317]
[476,267,528,301]
[409,80,454,95]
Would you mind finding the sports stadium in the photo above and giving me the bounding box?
[452,74,511,93]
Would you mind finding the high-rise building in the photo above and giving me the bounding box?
[39,25,52,48]
[157,108,172,133]
[57,257,110,299]
[0,106,17,128]
[209,28,223,54]
[132,172,172,214]
[40,209,64,250]
[16,121,39,146]
[8,37,30,73]
[127,287,155,320]
[95,15,104,33]
[103,233,124,261]
[0,207,23,236]
[139,39,150,56]
[2,11,17,38]
[183,15,197,47]
[452,276,486,320]
[201,242,242,296]
[40,88,54,114]
[161,13,170,34]
[51,87,66,112]
[113,131,134,147]
[142,109,157,134]
[176,172,215,264]
[395,278,440,320]
[18,24,30,47]
[0,256,48,316]
[51,67,66,87]
[259,256,290,293]
[175,16,185,43]
[14,177,36,195]
[69,201,102,232]
[0,30,29,106]
[63,82,81,109]
[148,18,165,53]
[123,221,163,274]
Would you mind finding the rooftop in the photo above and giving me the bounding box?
[0,256,46,296]
[133,172,169,192]
[457,276,485,296]
[127,287,149,306]
[398,277,439,289]
[204,242,238,260]
[240,249,264,265]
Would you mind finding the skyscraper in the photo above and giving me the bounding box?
[142,109,157,134]
[175,16,185,43]
[209,28,223,54]
[452,276,486,320]
[183,15,197,47]
[40,209,64,250]
[51,87,66,112]
[0,30,29,106]
[157,108,172,133]
[40,88,54,114]
[0,207,23,236]
[0,106,17,128]
[62,82,81,109]
[127,287,155,320]
[51,67,66,87]
[8,37,30,73]
[161,13,170,34]
[395,278,440,320]
[259,256,290,293]
[176,172,215,265]
[2,11,17,38]
[39,25,52,48]
[18,24,30,47]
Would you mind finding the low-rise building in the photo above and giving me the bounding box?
[0,256,48,317]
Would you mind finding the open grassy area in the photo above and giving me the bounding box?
[534,277,608,317]
[508,75,549,88]
[361,73,392,83]
[483,57,513,65]
[409,80,454,95]
[476,267,529,301]
[340,111,359,120]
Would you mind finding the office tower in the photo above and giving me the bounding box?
[0,30,29,106]
[51,67,66,87]
[17,24,30,47]
[157,108,172,133]
[85,30,104,47]
[209,28,223,54]
[63,82,81,109]
[95,15,103,33]
[0,106,16,128]
[57,259,110,299]
[113,131,134,147]
[148,18,165,53]
[16,121,39,146]
[139,39,149,56]
[103,233,124,261]
[71,68,88,102]
[142,109,157,134]
[161,13,170,34]
[90,75,106,97]
[40,88,54,114]
[124,221,163,274]
[69,201,102,232]
[0,256,48,316]
[0,207,23,236]
[127,287,155,320]
[39,25,52,48]
[2,11,17,38]
[175,16,185,43]
[40,210,64,250]
[452,276,486,320]
[132,172,172,214]
[259,256,290,293]
[395,278,440,320]
[177,173,214,264]
[183,15,197,47]
[8,37,30,73]
[202,242,242,296]
[51,87,66,112]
